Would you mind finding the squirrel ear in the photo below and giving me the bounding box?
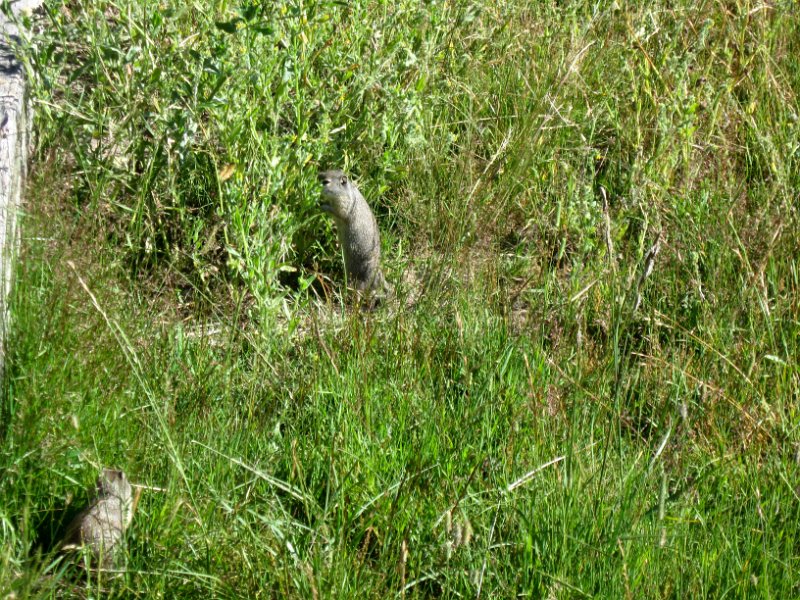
[101,468,125,483]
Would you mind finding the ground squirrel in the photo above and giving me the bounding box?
[61,468,135,568]
[319,170,390,297]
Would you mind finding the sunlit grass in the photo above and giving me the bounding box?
[1,0,799,597]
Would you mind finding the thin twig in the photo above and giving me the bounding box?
[506,455,566,492]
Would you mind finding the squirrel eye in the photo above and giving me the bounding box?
[340,175,348,185]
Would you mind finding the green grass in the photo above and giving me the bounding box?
[1,0,799,597]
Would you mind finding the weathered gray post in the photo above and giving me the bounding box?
[0,1,41,375]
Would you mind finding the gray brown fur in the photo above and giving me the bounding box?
[61,468,134,568]
[319,170,390,295]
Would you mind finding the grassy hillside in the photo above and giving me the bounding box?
[2,0,799,597]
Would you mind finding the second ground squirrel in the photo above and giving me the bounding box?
[61,468,135,568]
[319,170,391,297]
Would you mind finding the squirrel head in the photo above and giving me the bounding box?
[319,170,359,222]
[96,468,132,502]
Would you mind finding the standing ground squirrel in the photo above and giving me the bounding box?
[319,170,391,297]
[61,468,135,568]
